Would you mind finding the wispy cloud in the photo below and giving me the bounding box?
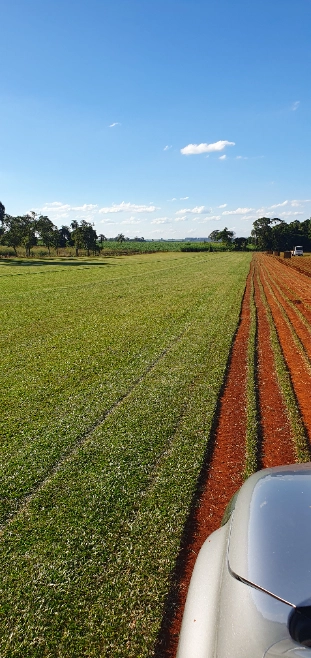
[180,196,189,200]
[223,207,253,215]
[163,145,172,151]
[290,199,311,207]
[291,101,300,111]
[175,217,187,222]
[99,202,157,214]
[193,215,221,222]
[72,204,98,211]
[218,204,227,208]
[219,154,226,160]
[109,122,121,127]
[236,155,248,160]
[180,140,235,155]
[269,200,288,209]
[280,211,303,217]
[121,217,141,225]
[151,217,172,224]
[176,205,207,215]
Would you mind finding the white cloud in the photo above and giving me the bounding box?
[100,220,116,224]
[41,203,71,212]
[280,211,304,217]
[291,199,311,207]
[151,217,172,224]
[99,202,157,214]
[291,101,300,111]
[164,145,172,151]
[180,140,235,155]
[219,154,227,160]
[176,205,207,215]
[193,215,221,223]
[121,217,141,225]
[218,204,227,208]
[236,155,248,160]
[175,217,187,222]
[180,196,189,200]
[109,122,121,127]
[269,200,288,209]
[223,207,254,215]
[71,204,98,211]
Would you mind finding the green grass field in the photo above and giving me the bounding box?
[0,252,251,656]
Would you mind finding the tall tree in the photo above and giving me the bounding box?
[0,202,5,240]
[36,215,57,254]
[217,227,235,244]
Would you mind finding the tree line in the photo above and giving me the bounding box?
[1,200,311,255]
[250,216,311,251]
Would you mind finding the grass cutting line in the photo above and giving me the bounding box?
[257,270,310,462]
[0,323,192,535]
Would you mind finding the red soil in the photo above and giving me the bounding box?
[155,268,252,657]
[253,258,296,466]
[258,255,311,443]
[156,254,311,657]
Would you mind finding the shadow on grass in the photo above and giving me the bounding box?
[0,259,115,268]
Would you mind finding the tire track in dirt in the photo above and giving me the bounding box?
[154,269,252,657]
[253,258,296,467]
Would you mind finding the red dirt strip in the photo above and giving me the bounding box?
[156,269,252,657]
[253,258,296,467]
[158,254,310,657]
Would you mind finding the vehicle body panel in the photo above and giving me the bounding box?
[177,464,311,658]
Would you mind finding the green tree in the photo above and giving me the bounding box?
[218,227,235,244]
[116,233,126,243]
[70,220,84,256]
[36,215,57,254]
[208,230,221,242]
[0,202,5,241]
[1,215,22,254]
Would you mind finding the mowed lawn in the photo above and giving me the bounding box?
[0,252,251,657]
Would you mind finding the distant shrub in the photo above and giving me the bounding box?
[0,245,16,257]
[181,243,212,252]
[36,249,50,257]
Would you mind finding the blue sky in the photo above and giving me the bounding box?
[1,0,311,238]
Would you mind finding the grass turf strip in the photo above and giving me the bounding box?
[0,252,238,523]
[0,252,251,656]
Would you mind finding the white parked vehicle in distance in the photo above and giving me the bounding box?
[177,463,311,658]
[292,246,303,256]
